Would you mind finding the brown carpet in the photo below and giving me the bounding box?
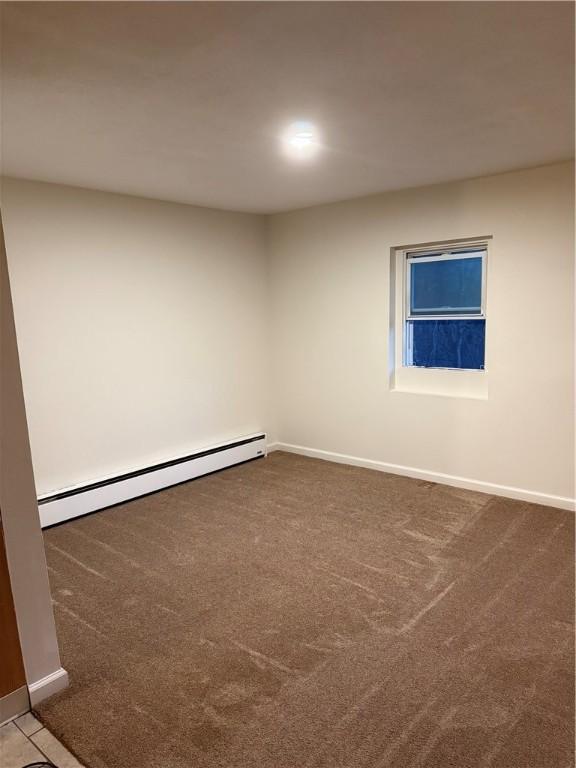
[37,451,574,768]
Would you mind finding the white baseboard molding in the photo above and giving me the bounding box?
[38,433,266,528]
[271,442,575,511]
[0,685,30,726]
[28,667,69,707]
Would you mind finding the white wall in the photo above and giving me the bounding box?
[2,179,270,495]
[1,215,65,699]
[269,162,575,505]
[2,164,574,507]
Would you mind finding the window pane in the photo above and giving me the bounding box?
[407,319,485,370]
[409,255,483,316]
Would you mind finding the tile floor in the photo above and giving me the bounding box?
[0,713,84,768]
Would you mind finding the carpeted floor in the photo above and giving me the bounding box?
[37,451,574,768]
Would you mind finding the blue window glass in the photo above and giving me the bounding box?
[407,319,485,370]
[409,254,483,317]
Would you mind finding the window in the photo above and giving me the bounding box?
[404,245,486,370]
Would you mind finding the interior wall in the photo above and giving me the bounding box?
[1,214,64,697]
[269,162,575,504]
[2,164,574,506]
[1,178,270,495]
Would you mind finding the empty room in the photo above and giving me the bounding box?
[0,2,574,767]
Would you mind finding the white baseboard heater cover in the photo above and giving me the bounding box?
[38,433,266,528]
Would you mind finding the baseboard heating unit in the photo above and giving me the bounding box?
[38,433,266,528]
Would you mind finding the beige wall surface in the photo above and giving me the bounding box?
[2,164,574,506]
[269,162,575,502]
[2,179,270,495]
[1,214,63,691]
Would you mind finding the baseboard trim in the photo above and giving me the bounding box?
[272,442,575,511]
[38,433,266,528]
[28,667,69,707]
[0,685,30,726]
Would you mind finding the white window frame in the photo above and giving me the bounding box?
[390,238,491,400]
[405,249,487,321]
[403,245,487,371]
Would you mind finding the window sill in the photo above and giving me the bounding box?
[391,366,488,400]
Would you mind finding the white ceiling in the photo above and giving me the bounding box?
[1,2,574,213]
